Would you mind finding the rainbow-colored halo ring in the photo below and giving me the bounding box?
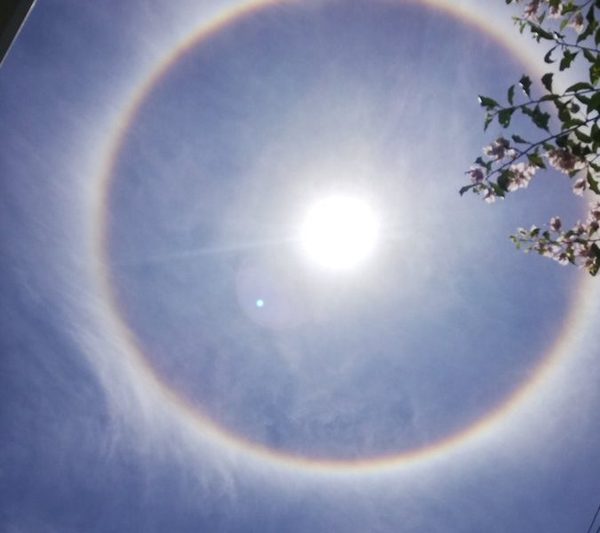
[93,0,587,475]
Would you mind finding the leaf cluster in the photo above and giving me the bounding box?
[464,0,600,275]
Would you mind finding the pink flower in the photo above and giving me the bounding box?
[573,177,587,196]
[548,4,562,18]
[484,138,513,161]
[549,216,562,232]
[556,252,570,265]
[588,202,600,222]
[542,244,561,258]
[483,188,497,203]
[569,11,585,33]
[572,242,589,258]
[523,0,541,21]
[469,166,485,184]
[507,162,536,191]
[547,149,585,174]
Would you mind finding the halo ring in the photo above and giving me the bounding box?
[92,0,589,475]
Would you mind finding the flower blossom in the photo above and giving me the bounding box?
[548,3,562,18]
[587,201,600,224]
[572,221,586,235]
[541,243,561,258]
[468,165,485,184]
[573,177,587,196]
[507,162,536,191]
[547,148,586,174]
[482,187,497,204]
[568,11,585,33]
[572,242,588,258]
[556,251,570,265]
[511,210,600,272]
[523,0,541,21]
[484,138,515,161]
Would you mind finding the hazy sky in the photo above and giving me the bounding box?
[2,1,600,532]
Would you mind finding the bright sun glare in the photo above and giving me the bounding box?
[299,195,379,271]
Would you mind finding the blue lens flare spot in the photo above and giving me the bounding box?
[256,299,265,308]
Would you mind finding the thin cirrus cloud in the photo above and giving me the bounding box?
[1,1,599,532]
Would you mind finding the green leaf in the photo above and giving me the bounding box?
[541,72,554,92]
[475,156,492,171]
[558,105,572,123]
[589,62,600,85]
[578,25,594,44]
[478,95,499,109]
[575,129,592,143]
[573,139,592,155]
[566,81,593,92]
[484,114,493,131]
[498,107,515,127]
[583,49,597,63]
[490,182,506,198]
[497,170,511,192]
[555,135,568,148]
[528,152,546,169]
[552,98,565,112]
[588,173,600,194]
[587,91,600,112]
[507,85,515,105]
[528,22,554,41]
[586,4,596,23]
[519,75,532,97]
[512,134,529,144]
[591,123,600,143]
[459,184,474,196]
[576,93,592,105]
[566,118,588,128]
[560,50,578,71]
[523,105,550,131]
[544,47,556,64]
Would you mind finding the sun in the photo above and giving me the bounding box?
[299,195,380,271]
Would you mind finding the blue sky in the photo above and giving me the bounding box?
[1,1,600,532]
